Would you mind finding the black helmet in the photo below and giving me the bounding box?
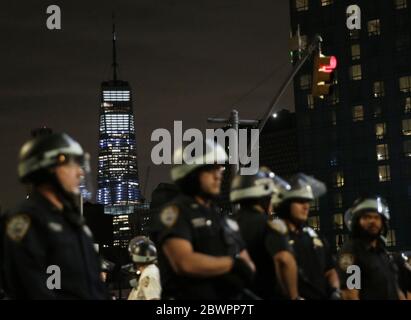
[230,167,290,204]
[128,236,157,264]
[101,259,115,272]
[344,195,390,236]
[18,133,84,183]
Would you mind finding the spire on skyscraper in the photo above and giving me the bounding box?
[112,13,118,81]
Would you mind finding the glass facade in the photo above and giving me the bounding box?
[97,81,141,207]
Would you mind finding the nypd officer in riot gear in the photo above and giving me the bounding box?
[230,167,300,299]
[337,196,403,300]
[157,139,255,299]
[127,236,161,300]
[274,173,340,300]
[3,133,107,299]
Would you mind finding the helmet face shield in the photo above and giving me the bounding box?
[128,236,157,264]
[78,152,93,201]
[171,139,228,182]
[230,167,290,203]
[278,173,326,204]
[18,133,85,183]
[344,196,390,231]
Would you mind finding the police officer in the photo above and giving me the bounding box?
[3,133,107,299]
[337,196,403,300]
[391,252,411,299]
[157,139,255,299]
[275,173,340,300]
[127,236,161,300]
[230,167,300,299]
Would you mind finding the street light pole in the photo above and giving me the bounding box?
[208,109,259,179]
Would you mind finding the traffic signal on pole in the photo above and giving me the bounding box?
[312,53,337,98]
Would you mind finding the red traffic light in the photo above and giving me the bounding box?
[312,53,337,98]
[319,56,337,73]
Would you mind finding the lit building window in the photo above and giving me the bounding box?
[333,193,343,208]
[333,171,344,187]
[295,0,309,11]
[394,0,407,9]
[321,0,333,6]
[404,97,411,114]
[352,105,364,121]
[334,213,344,230]
[376,144,389,161]
[350,65,362,80]
[386,229,396,247]
[307,94,314,109]
[402,119,411,135]
[351,44,361,60]
[400,76,411,92]
[300,74,311,90]
[308,215,320,231]
[373,81,385,97]
[368,19,381,36]
[403,140,411,157]
[378,165,391,182]
[103,90,131,102]
[375,123,386,139]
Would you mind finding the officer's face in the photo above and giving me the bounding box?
[198,166,224,195]
[290,200,310,223]
[359,211,382,236]
[55,161,84,194]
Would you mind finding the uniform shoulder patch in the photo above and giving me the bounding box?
[267,219,288,235]
[160,205,180,227]
[338,253,354,271]
[6,214,31,242]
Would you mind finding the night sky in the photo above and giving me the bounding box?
[0,0,294,209]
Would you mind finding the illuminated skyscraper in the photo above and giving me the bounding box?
[97,22,141,208]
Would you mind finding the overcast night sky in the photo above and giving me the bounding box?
[0,0,294,209]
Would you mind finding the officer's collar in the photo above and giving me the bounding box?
[355,237,385,252]
[29,190,63,213]
[180,193,218,211]
[285,220,306,234]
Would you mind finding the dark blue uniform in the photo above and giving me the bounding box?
[157,194,247,299]
[337,238,400,300]
[3,192,107,299]
[288,226,335,299]
[236,208,291,299]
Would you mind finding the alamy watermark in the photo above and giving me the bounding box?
[151,121,259,175]
[46,265,61,290]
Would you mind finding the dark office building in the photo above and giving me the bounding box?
[260,109,300,177]
[290,0,411,251]
[83,202,113,250]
